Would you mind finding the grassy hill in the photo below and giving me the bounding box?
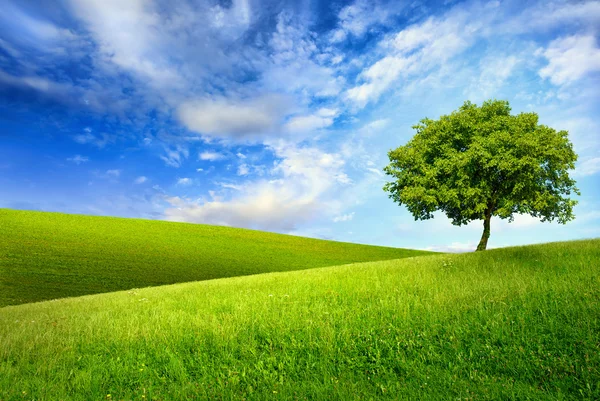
[1,239,598,399]
[0,209,431,307]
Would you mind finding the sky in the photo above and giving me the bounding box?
[1,0,599,252]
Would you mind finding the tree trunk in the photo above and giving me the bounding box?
[476,210,492,251]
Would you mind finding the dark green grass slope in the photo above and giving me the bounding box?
[0,209,431,306]
[0,239,598,400]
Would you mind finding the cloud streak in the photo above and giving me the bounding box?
[164,143,349,231]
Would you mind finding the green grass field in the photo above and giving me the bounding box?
[1,238,598,400]
[0,209,430,307]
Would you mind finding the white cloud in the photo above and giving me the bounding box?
[63,0,262,121]
[465,54,519,101]
[576,210,600,223]
[66,155,89,164]
[164,143,349,231]
[358,119,389,136]
[219,183,243,191]
[335,172,352,185]
[264,60,344,99]
[539,35,600,85]
[0,2,79,52]
[237,163,249,176]
[134,176,147,184]
[330,0,403,43]
[106,169,121,177]
[392,13,476,60]
[264,13,345,99]
[272,144,348,194]
[165,183,321,232]
[330,28,347,43]
[498,1,600,35]
[67,0,184,89]
[345,2,498,107]
[160,145,189,168]
[574,157,600,177]
[333,212,355,222]
[366,167,384,177]
[284,108,339,133]
[209,0,252,32]
[72,132,94,144]
[236,152,246,159]
[345,56,411,107]
[331,55,344,65]
[199,151,225,161]
[0,70,129,114]
[178,95,290,140]
[177,177,192,186]
[0,70,64,93]
[72,128,115,148]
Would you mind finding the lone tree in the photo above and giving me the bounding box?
[383,99,579,251]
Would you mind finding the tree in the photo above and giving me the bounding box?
[383,99,579,251]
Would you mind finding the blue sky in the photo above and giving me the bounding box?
[1,0,599,251]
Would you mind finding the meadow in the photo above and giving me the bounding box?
[1,238,598,400]
[0,209,429,307]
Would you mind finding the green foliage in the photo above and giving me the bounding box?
[384,99,579,250]
[0,209,430,307]
[1,239,599,399]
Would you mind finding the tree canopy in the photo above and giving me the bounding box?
[383,99,579,251]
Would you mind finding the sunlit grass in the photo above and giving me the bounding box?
[1,239,598,399]
[0,209,430,306]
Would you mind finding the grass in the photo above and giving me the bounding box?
[1,239,599,400]
[0,209,430,307]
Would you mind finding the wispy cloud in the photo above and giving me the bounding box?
[539,35,600,86]
[284,108,339,133]
[165,143,350,231]
[574,157,600,177]
[72,128,116,148]
[465,54,520,101]
[237,164,249,176]
[67,0,184,90]
[329,0,405,43]
[160,145,189,168]
[333,212,354,222]
[199,151,226,161]
[345,3,489,107]
[66,155,89,165]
